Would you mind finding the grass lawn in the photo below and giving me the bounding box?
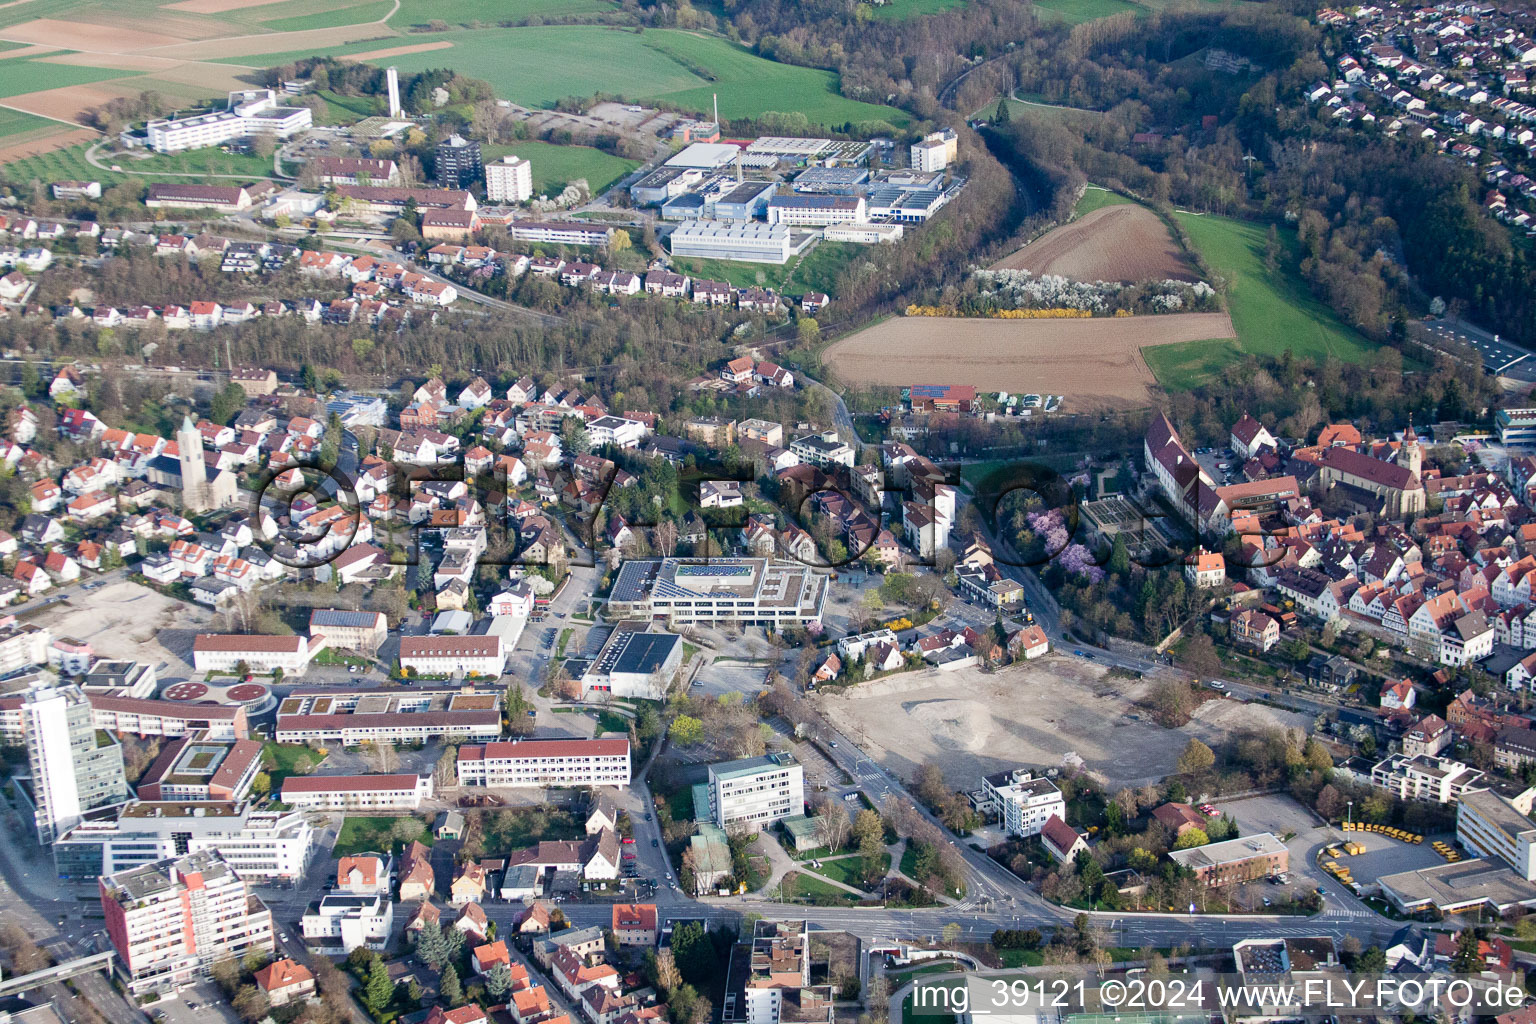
[595,709,632,735]
[1142,212,1380,390]
[477,806,584,850]
[2,141,280,188]
[1075,185,1131,217]
[317,90,382,124]
[261,741,327,787]
[1141,337,1248,392]
[333,814,432,857]
[391,0,615,27]
[484,140,638,196]
[672,238,862,296]
[997,948,1045,967]
[238,27,907,128]
[814,852,890,889]
[1032,0,1138,23]
[664,785,695,822]
[115,148,276,179]
[781,870,862,903]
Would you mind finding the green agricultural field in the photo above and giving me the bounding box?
[640,31,906,127]
[1032,0,1138,23]
[391,0,615,28]
[0,54,139,100]
[0,108,60,142]
[260,0,394,32]
[1074,185,1131,216]
[235,26,908,127]
[484,140,637,195]
[1141,212,1379,390]
[868,0,967,18]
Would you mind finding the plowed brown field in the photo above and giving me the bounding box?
[990,204,1197,282]
[823,313,1236,409]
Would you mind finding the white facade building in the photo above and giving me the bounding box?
[457,738,631,787]
[100,850,274,997]
[145,90,311,153]
[280,773,434,810]
[301,894,393,954]
[707,752,804,831]
[485,155,534,203]
[981,768,1066,838]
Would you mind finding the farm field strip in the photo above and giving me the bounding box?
[989,202,1198,282]
[823,312,1236,410]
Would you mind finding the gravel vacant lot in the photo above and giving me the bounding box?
[823,314,1236,411]
[815,658,1307,791]
[32,580,210,677]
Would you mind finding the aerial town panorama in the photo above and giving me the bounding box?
[4,2,1536,1024]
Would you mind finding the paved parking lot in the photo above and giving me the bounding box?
[151,981,240,1024]
[1318,829,1449,885]
[1218,792,1322,838]
[693,659,771,698]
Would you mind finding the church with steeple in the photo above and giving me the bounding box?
[143,416,238,513]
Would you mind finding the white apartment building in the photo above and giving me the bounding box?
[981,768,1066,838]
[145,90,311,152]
[586,415,648,449]
[301,894,393,954]
[100,850,275,997]
[457,738,631,787]
[485,155,534,203]
[0,623,50,674]
[1457,787,1536,880]
[721,921,825,1024]
[398,635,505,677]
[22,683,129,844]
[191,633,327,674]
[1370,753,1485,803]
[279,773,434,810]
[910,128,957,173]
[57,804,312,882]
[788,431,856,468]
[708,752,804,831]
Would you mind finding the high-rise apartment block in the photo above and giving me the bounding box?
[485,155,533,203]
[100,849,275,997]
[22,683,129,843]
[436,134,483,188]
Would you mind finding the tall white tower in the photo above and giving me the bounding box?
[177,413,208,513]
[24,686,82,844]
[386,66,402,118]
